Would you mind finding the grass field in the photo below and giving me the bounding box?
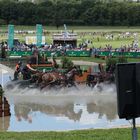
[0,128,138,140]
[1,25,140,31]
[0,26,140,49]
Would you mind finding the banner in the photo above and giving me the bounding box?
[25,36,45,45]
[8,25,14,49]
[36,24,43,47]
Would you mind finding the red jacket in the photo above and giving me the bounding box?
[15,64,20,72]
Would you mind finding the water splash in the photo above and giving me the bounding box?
[5,82,116,95]
[4,82,117,106]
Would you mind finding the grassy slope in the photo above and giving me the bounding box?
[0,128,138,140]
[0,26,140,48]
[0,128,136,140]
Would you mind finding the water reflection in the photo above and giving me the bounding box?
[12,94,117,124]
[87,102,117,121]
[15,103,33,123]
[15,103,82,122]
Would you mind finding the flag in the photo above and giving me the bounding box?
[8,24,14,49]
[36,24,43,47]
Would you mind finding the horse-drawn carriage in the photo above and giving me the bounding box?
[6,64,82,90]
[75,63,115,87]
[6,60,115,92]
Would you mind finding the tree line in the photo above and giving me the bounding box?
[0,0,139,26]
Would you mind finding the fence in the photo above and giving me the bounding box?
[98,51,140,58]
[2,51,140,58]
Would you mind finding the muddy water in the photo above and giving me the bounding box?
[0,70,140,131]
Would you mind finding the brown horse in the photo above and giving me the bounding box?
[28,65,82,90]
[65,67,80,87]
[31,66,82,89]
[40,72,66,89]
[30,70,66,89]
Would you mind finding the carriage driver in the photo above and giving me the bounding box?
[14,61,22,80]
[21,61,37,80]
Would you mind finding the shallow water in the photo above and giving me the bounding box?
[0,70,140,131]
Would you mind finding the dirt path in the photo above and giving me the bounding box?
[0,60,99,74]
[56,60,99,66]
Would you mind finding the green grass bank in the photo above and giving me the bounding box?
[0,128,139,140]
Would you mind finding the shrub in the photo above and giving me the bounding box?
[105,57,128,73]
[106,57,127,67]
[61,57,74,69]
[117,57,128,63]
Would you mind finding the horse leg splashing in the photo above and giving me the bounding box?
[65,66,82,90]
[39,73,51,89]
[94,82,103,92]
[39,72,60,90]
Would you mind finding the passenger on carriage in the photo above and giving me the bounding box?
[52,57,59,69]
[14,61,22,80]
[98,63,104,73]
[21,61,37,80]
[51,52,59,69]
